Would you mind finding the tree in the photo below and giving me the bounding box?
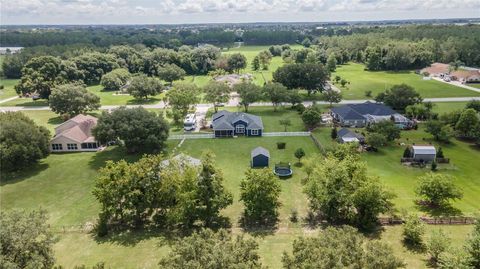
[367,120,401,141]
[465,99,480,112]
[252,56,260,71]
[330,127,337,139]
[279,119,292,132]
[240,169,281,226]
[15,56,83,99]
[303,154,394,230]
[0,210,55,269]
[158,229,264,269]
[301,107,322,129]
[294,148,305,162]
[287,90,302,108]
[227,53,247,74]
[127,74,165,100]
[258,50,273,70]
[455,108,480,138]
[157,64,186,85]
[465,216,480,268]
[282,226,404,269]
[365,46,383,71]
[273,63,329,95]
[301,38,312,48]
[203,81,231,113]
[366,132,387,150]
[164,82,199,123]
[93,107,169,153]
[73,52,120,84]
[49,83,100,117]
[321,89,342,107]
[427,229,451,265]
[375,84,422,111]
[0,112,50,171]
[416,173,463,207]
[340,79,348,88]
[426,120,454,142]
[263,82,289,111]
[196,152,233,227]
[402,214,425,247]
[326,53,337,72]
[234,81,261,112]
[100,68,131,91]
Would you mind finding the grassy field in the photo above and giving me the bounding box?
[2,103,479,267]
[313,125,480,216]
[0,78,19,100]
[332,63,480,100]
[432,101,469,114]
[467,83,480,89]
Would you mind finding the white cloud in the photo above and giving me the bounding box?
[0,0,478,24]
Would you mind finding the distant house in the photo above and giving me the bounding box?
[412,145,436,163]
[251,147,269,168]
[50,114,100,152]
[420,63,450,77]
[331,101,411,128]
[337,128,365,143]
[450,70,480,84]
[214,74,253,87]
[211,110,263,137]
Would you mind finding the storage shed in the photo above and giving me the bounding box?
[251,147,270,168]
[412,146,436,163]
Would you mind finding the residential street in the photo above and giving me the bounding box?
[1,97,480,112]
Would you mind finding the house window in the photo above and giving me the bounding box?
[52,144,63,150]
[81,142,98,149]
[251,129,259,135]
[67,143,78,150]
[235,125,245,134]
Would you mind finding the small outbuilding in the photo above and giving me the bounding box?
[337,128,365,144]
[412,146,436,163]
[251,147,270,168]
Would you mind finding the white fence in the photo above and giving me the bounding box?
[263,132,311,137]
[168,134,215,140]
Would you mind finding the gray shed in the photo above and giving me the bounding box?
[251,147,270,168]
[412,146,436,163]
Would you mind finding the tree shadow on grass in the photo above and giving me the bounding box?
[88,146,143,170]
[93,227,182,247]
[238,215,278,237]
[14,99,49,107]
[47,116,64,125]
[0,162,49,186]
[415,200,463,218]
[126,97,162,105]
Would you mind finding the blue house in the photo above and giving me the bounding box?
[251,147,269,168]
[211,110,264,137]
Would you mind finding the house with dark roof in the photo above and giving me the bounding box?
[337,128,365,144]
[211,110,263,137]
[331,101,412,128]
[50,114,100,152]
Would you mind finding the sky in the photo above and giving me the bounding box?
[1,0,479,25]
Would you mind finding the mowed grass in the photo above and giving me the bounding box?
[332,63,480,100]
[0,78,19,100]
[467,83,480,89]
[432,101,469,114]
[2,106,478,267]
[313,125,480,216]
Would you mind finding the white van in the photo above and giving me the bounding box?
[183,113,197,131]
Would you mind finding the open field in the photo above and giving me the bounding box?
[432,101,469,114]
[467,83,480,89]
[313,125,480,216]
[332,63,480,100]
[2,105,480,267]
[0,78,19,100]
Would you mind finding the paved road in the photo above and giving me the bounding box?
[432,77,480,93]
[1,97,480,112]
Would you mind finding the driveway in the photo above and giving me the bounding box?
[432,77,480,93]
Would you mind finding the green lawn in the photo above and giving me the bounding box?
[313,125,480,216]
[467,83,480,89]
[0,78,19,100]
[332,63,480,100]
[432,102,469,114]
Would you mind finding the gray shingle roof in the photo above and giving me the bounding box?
[337,128,364,139]
[251,147,270,158]
[331,101,397,121]
[212,110,264,130]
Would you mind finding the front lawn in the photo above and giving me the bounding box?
[332,63,480,99]
[0,78,19,100]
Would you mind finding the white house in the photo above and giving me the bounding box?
[50,114,100,152]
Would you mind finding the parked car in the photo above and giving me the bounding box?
[183,113,197,131]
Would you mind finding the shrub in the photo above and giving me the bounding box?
[402,215,425,247]
[403,147,412,158]
[295,103,305,114]
[331,127,337,139]
[431,161,438,171]
[437,147,444,158]
[277,142,286,149]
[365,90,372,97]
[290,209,298,223]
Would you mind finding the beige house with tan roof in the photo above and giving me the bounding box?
[50,114,100,152]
